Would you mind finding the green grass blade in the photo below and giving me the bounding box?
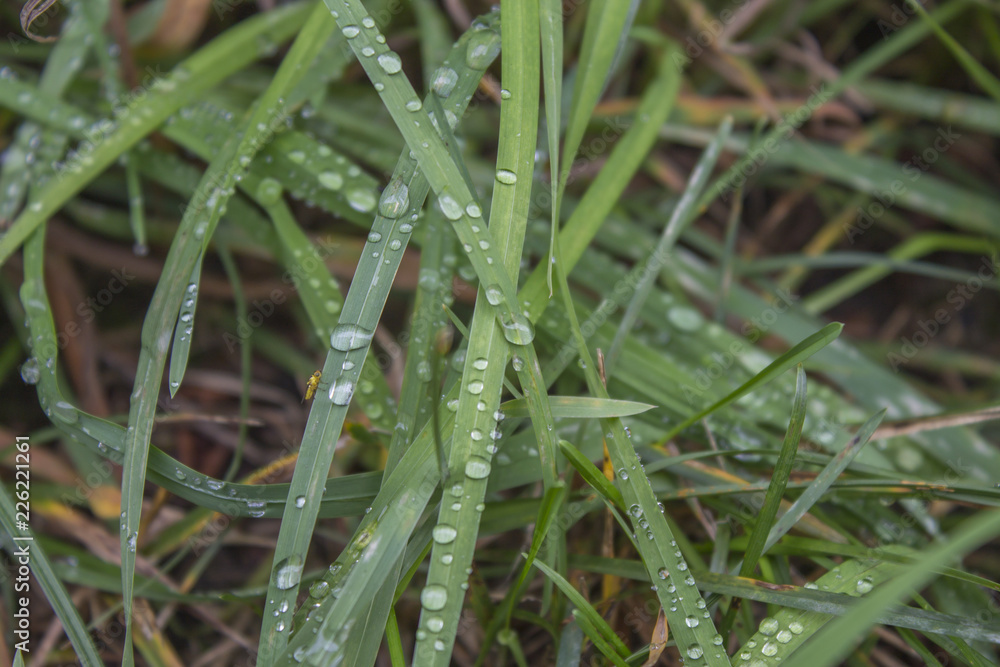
[500,396,655,419]
[539,0,563,293]
[784,510,1000,667]
[1,295,102,666]
[907,0,1000,103]
[605,116,731,372]
[166,257,203,397]
[559,0,635,194]
[0,1,314,268]
[519,41,682,322]
[559,440,625,509]
[738,364,807,577]
[412,1,547,661]
[532,558,631,659]
[264,10,504,662]
[763,409,886,554]
[662,322,843,442]
[116,5,336,662]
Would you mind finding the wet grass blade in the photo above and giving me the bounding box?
[737,365,807,577]
[662,322,843,442]
[783,509,1000,667]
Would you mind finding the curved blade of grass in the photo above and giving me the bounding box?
[738,364,807,577]
[0,325,102,666]
[117,5,336,662]
[784,509,1000,667]
[500,396,655,419]
[532,558,631,659]
[662,322,843,442]
[605,116,731,372]
[0,0,314,268]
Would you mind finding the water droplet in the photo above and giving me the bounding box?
[465,30,501,69]
[362,46,375,57]
[432,524,457,544]
[466,380,484,394]
[438,193,463,220]
[309,580,330,599]
[856,576,874,594]
[174,469,187,481]
[341,25,360,38]
[465,458,491,479]
[427,617,444,632]
[318,171,343,191]
[294,495,306,508]
[368,231,383,243]
[617,468,629,480]
[273,555,304,590]
[668,306,703,331]
[712,634,724,646]
[472,358,488,371]
[500,313,534,345]
[685,615,699,628]
[483,285,503,306]
[256,177,283,205]
[500,88,511,100]
[788,620,804,634]
[19,358,40,385]
[329,378,355,405]
[330,323,374,351]
[761,641,778,657]
[759,617,779,636]
[495,169,517,185]
[431,67,458,97]
[378,179,409,218]
[420,584,448,610]
[686,644,703,659]
[377,52,402,74]
[657,567,669,579]
[776,629,792,643]
[346,188,376,213]
[465,202,482,217]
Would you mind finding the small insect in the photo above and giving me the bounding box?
[303,370,322,402]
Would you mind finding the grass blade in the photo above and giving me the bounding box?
[662,322,843,442]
